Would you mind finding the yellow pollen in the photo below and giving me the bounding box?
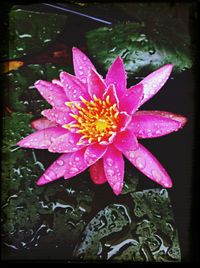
[65,95,120,143]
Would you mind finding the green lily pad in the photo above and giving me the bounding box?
[3,63,73,114]
[3,8,67,60]
[86,22,192,75]
[73,189,181,262]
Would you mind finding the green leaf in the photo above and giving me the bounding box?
[3,63,73,114]
[73,189,181,261]
[86,22,192,75]
[3,8,67,60]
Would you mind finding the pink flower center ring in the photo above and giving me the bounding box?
[17,47,187,195]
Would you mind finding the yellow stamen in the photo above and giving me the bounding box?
[63,94,119,143]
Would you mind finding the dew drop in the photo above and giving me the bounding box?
[151,169,162,182]
[79,71,84,76]
[69,167,79,174]
[56,160,64,166]
[135,156,146,169]
[106,158,113,167]
[129,151,135,159]
[155,130,161,135]
[24,142,30,146]
[43,174,51,181]
[69,139,74,144]
[107,169,114,176]
[75,157,80,162]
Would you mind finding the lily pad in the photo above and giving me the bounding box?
[3,63,72,114]
[73,189,181,261]
[3,8,67,60]
[86,22,192,75]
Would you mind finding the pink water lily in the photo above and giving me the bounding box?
[17,47,187,195]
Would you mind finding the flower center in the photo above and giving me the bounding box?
[64,95,119,143]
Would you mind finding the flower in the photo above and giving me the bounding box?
[17,47,187,195]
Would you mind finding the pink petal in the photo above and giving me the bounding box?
[31,117,58,130]
[34,80,68,110]
[37,153,72,185]
[105,57,126,99]
[137,64,173,106]
[41,108,71,125]
[103,145,124,195]
[118,112,131,131]
[89,159,107,184]
[48,132,86,153]
[114,130,138,151]
[84,143,107,165]
[129,110,185,138]
[120,84,143,115]
[62,148,91,179]
[72,47,96,85]
[139,110,188,126]
[17,127,68,149]
[88,68,106,98]
[103,84,119,106]
[123,143,172,188]
[60,71,90,101]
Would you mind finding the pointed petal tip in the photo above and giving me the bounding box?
[163,180,173,188]
[34,80,43,87]
[36,177,47,186]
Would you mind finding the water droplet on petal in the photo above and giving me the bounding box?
[69,139,74,144]
[43,174,51,181]
[151,169,162,182]
[107,169,114,176]
[106,158,113,167]
[24,142,30,146]
[75,157,80,162]
[155,130,161,135]
[129,151,135,159]
[135,156,146,169]
[69,167,79,174]
[56,160,64,166]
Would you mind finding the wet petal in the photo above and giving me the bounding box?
[37,153,72,185]
[48,132,86,153]
[114,130,138,151]
[72,47,96,85]
[120,84,143,115]
[88,68,106,98]
[34,80,68,110]
[103,145,124,195]
[137,64,173,106]
[60,71,90,101]
[118,112,131,131]
[105,57,126,99]
[31,117,57,130]
[89,159,107,184]
[103,84,119,106]
[17,127,68,149]
[129,110,185,138]
[123,143,172,188]
[41,108,71,125]
[64,148,95,179]
[84,143,107,165]
[138,110,188,126]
